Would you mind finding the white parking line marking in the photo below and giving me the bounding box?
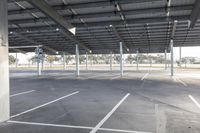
[110,75,121,80]
[141,73,149,80]
[10,91,79,119]
[10,90,35,97]
[8,120,153,133]
[172,77,187,87]
[90,93,130,133]
[110,73,128,80]
[8,120,93,130]
[100,127,153,133]
[176,78,187,87]
[83,74,109,79]
[188,95,200,109]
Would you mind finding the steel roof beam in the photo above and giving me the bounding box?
[25,0,90,52]
[171,20,178,39]
[8,5,192,17]
[189,0,200,28]
[9,48,27,54]
[8,0,161,12]
[8,15,190,27]
[12,32,58,54]
[110,25,129,52]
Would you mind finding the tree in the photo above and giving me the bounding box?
[138,54,148,63]
[79,55,86,64]
[126,54,136,64]
[46,55,60,67]
[9,55,16,65]
[101,54,110,64]
[65,55,73,64]
[113,54,120,64]
[156,54,165,63]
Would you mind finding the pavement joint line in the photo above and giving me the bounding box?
[7,120,153,133]
[141,73,149,80]
[10,90,35,97]
[89,93,130,133]
[10,91,79,119]
[188,95,200,109]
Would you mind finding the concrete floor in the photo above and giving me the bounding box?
[0,69,200,133]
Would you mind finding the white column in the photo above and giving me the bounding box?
[86,52,88,70]
[41,57,45,70]
[35,47,42,76]
[179,47,182,67]
[165,49,167,70]
[136,50,139,71]
[0,0,10,122]
[37,57,41,76]
[170,40,174,76]
[120,42,123,77]
[63,52,66,70]
[15,53,18,68]
[110,51,112,71]
[76,44,80,76]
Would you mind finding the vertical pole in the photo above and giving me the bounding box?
[120,42,123,77]
[110,51,112,71]
[15,53,18,68]
[36,47,42,76]
[76,44,79,77]
[63,52,66,70]
[136,50,139,71]
[170,39,174,76]
[37,56,41,76]
[86,52,88,70]
[179,47,182,67]
[41,57,44,70]
[165,49,167,70]
[0,0,10,122]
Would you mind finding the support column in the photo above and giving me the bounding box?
[170,40,174,76]
[136,50,139,71]
[119,42,123,77]
[110,51,113,71]
[165,49,167,70]
[76,44,80,76]
[41,58,44,70]
[179,47,182,67]
[35,47,42,76]
[15,53,18,68]
[0,0,10,122]
[86,52,88,70]
[37,56,41,76]
[63,52,66,70]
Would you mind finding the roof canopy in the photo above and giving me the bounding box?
[8,0,200,54]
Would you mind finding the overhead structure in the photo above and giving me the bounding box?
[6,0,200,54]
[189,0,200,28]
[26,0,90,52]
[110,25,129,52]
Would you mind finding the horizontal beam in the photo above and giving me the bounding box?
[25,0,90,52]
[9,48,27,54]
[189,0,200,28]
[9,15,190,27]
[8,0,161,15]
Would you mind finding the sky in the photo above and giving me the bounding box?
[10,46,200,64]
